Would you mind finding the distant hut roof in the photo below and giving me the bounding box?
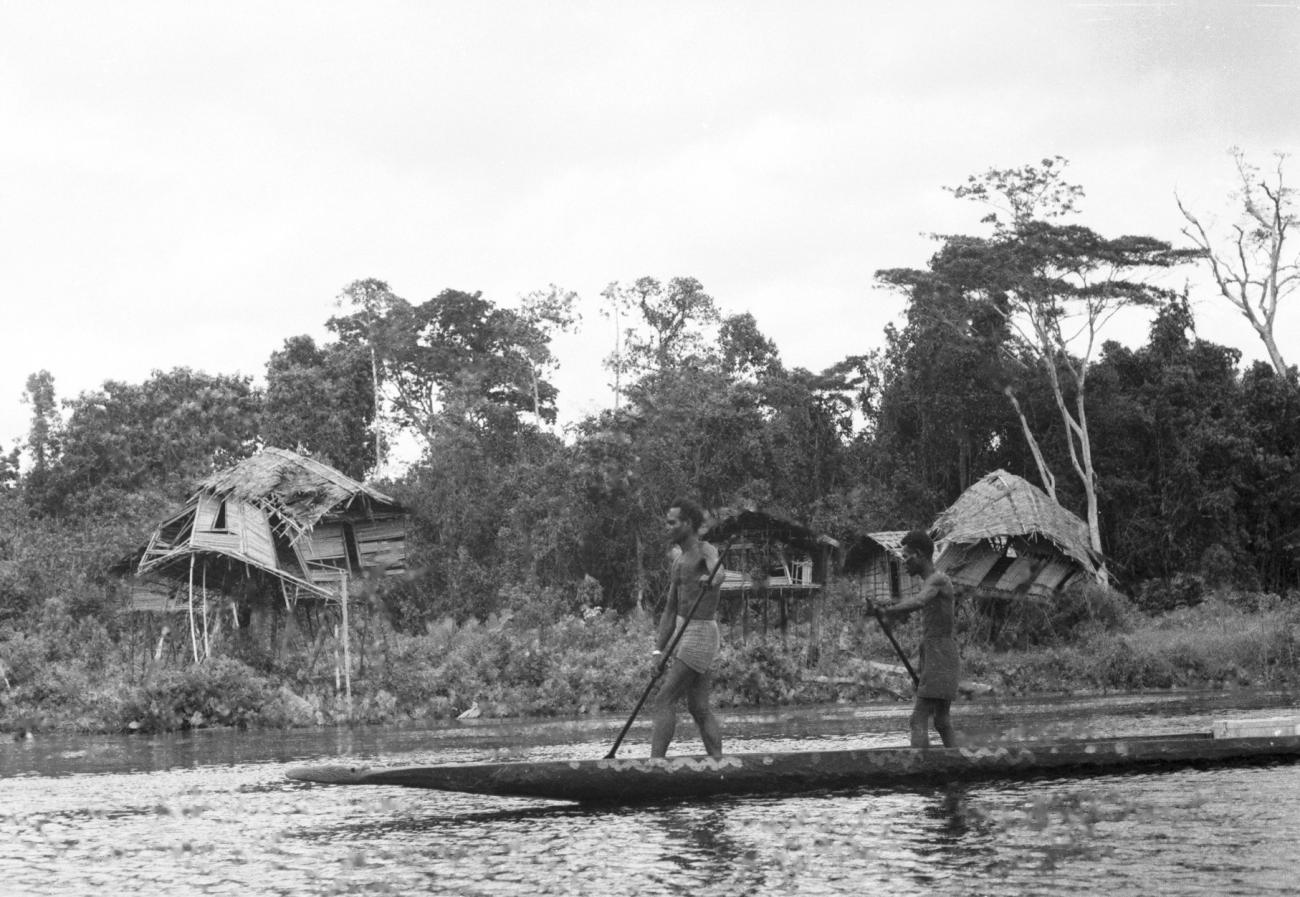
[841,530,910,574]
[931,470,1100,573]
[705,507,838,554]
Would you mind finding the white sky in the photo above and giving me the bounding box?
[4,1,1299,452]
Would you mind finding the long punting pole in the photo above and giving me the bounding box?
[606,535,735,759]
[870,603,919,687]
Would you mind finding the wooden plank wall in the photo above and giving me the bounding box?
[353,519,407,572]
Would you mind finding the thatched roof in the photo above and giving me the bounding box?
[196,447,400,536]
[931,469,1099,572]
[705,507,838,554]
[841,530,909,574]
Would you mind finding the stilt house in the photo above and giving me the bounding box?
[703,508,838,643]
[116,447,408,613]
[931,469,1101,597]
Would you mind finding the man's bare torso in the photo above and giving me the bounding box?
[672,542,721,620]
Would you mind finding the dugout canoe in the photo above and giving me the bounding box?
[286,717,1300,804]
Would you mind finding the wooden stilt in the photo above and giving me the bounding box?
[780,593,788,648]
[341,572,353,721]
[808,589,822,666]
[187,555,199,664]
[201,564,210,661]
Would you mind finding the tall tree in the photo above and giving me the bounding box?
[20,370,62,507]
[601,276,720,402]
[515,285,580,427]
[719,311,781,381]
[331,278,404,472]
[1087,299,1252,585]
[875,249,1020,506]
[943,158,1198,566]
[39,368,261,514]
[1177,148,1296,377]
[263,335,376,479]
[355,289,561,455]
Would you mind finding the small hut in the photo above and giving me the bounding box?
[931,469,1101,598]
[703,508,838,647]
[114,447,407,658]
[841,531,920,605]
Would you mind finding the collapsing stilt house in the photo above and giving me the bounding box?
[117,447,408,635]
[931,469,1101,597]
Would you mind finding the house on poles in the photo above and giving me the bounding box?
[114,447,408,658]
[930,469,1102,598]
[701,507,839,646]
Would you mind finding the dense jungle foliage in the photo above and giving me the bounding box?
[2,159,1297,734]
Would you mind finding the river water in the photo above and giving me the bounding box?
[2,690,1298,896]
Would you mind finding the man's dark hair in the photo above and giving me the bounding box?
[670,498,705,530]
[901,529,934,559]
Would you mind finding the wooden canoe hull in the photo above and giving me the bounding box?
[286,731,1300,803]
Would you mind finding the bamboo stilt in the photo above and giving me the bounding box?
[341,573,353,721]
[187,555,199,663]
[201,565,210,661]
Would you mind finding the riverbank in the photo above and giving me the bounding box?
[2,589,1298,737]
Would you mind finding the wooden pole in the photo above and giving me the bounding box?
[187,555,199,664]
[341,572,353,721]
[201,565,210,661]
[870,604,920,686]
[809,588,822,666]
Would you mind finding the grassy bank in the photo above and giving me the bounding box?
[3,587,1299,736]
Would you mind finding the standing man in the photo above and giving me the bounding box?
[651,498,725,758]
[878,530,960,748]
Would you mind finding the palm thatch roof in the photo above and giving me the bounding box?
[842,530,909,572]
[195,446,401,540]
[705,507,838,555]
[931,469,1100,573]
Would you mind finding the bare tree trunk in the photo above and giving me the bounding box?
[1003,386,1056,500]
[635,530,646,611]
[369,343,385,472]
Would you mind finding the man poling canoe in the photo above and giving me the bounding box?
[869,530,960,749]
[605,499,731,760]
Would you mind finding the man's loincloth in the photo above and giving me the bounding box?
[671,617,720,674]
[917,636,960,700]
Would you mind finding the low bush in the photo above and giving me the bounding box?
[119,656,283,733]
[962,581,1134,650]
[715,643,805,706]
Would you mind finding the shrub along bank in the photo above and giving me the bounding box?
[2,586,1298,736]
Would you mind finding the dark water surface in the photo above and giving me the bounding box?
[2,690,1298,896]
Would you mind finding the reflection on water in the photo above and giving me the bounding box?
[2,690,1298,896]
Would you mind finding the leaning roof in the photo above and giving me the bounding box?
[195,446,400,531]
[930,469,1099,571]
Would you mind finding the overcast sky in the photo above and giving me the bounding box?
[4,1,1298,454]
